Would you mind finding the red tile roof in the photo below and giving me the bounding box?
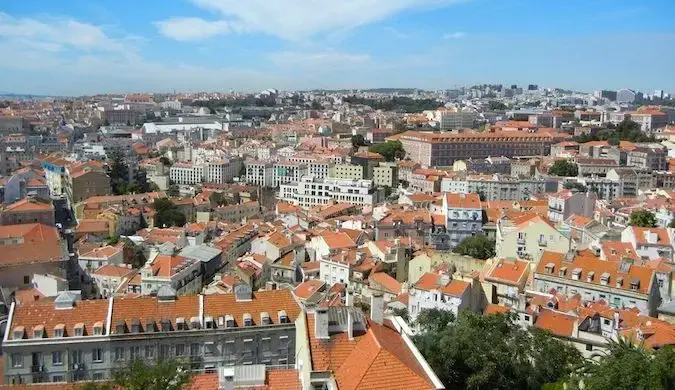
[485,259,530,287]
[369,272,402,294]
[0,223,65,267]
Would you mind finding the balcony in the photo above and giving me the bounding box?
[538,240,548,247]
[517,237,526,245]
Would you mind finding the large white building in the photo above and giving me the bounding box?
[169,163,204,185]
[142,119,222,134]
[273,162,307,187]
[204,159,242,184]
[279,176,381,208]
[246,161,275,188]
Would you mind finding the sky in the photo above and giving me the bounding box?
[1,0,674,96]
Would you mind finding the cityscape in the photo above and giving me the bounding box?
[2,1,675,390]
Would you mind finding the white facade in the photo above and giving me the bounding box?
[273,163,307,187]
[170,164,205,185]
[204,159,242,184]
[279,177,379,209]
[319,258,352,287]
[245,161,275,188]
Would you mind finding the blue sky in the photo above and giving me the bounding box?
[1,0,674,96]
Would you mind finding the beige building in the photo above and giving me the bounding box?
[328,163,364,180]
[373,163,398,187]
[0,196,55,226]
[65,161,111,204]
[496,214,570,263]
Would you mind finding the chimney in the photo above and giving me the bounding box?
[370,292,384,325]
[613,311,620,331]
[346,287,354,307]
[347,309,354,340]
[315,308,330,339]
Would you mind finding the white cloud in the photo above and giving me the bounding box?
[268,50,371,67]
[442,31,466,39]
[156,0,465,41]
[0,12,131,52]
[154,17,246,41]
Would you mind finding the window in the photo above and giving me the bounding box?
[114,347,125,361]
[93,373,104,381]
[261,337,271,352]
[190,343,200,357]
[585,344,594,351]
[52,351,63,365]
[175,344,185,357]
[54,328,64,338]
[52,375,64,383]
[74,327,83,337]
[23,275,29,284]
[92,348,103,363]
[71,350,83,364]
[145,345,155,359]
[130,346,141,360]
[93,325,103,336]
[223,340,235,355]
[11,353,22,368]
[159,345,170,358]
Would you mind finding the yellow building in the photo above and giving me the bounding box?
[328,163,364,180]
[495,214,570,264]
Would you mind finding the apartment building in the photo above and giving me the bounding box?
[170,163,205,185]
[575,158,619,177]
[436,109,476,130]
[483,259,530,308]
[629,109,669,131]
[273,162,307,187]
[328,163,363,180]
[140,253,203,296]
[2,287,300,385]
[606,168,654,197]
[627,144,668,171]
[464,175,547,201]
[203,158,243,184]
[351,151,385,179]
[408,272,472,323]
[390,130,566,167]
[372,162,398,187]
[245,161,274,188]
[496,214,570,262]
[0,196,55,226]
[307,160,331,179]
[279,176,380,208]
[65,162,111,205]
[547,189,597,223]
[621,226,674,261]
[443,193,483,248]
[533,250,661,316]
[40,156,68,197]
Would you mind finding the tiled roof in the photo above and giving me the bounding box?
[151,255,195,277]
[203,290,301,328]
[306,313,435,390]
[440,280,470,297]
[630,227,671,246]
[413,272,441,291]
[93,264,134,278]
[536,251,656,295]
[2,197,53,212]
[534,309,576,337]
[445,192,481,209]
[369,272,402,294]
[75,219,109,234]
[79,245,121,259]
[321,231,357,250]
[601,241,639,263]
[379,209,432,225]
[485,259,530,287]
[11,298,109,339]
[0,223,65,267]
[484,304,510,315]
[293,280,326,300]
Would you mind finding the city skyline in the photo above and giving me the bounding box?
[1,0,675,96]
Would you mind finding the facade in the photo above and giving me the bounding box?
[170,163,205,185]
[140,253,203,296]
[245,161,274,188]
[203,158,243,184]
[328,163,363,180]
[279,176,380,209]
[627,144,668,171]
[496,214,570,262]
[372,163,398,187]
[547,190,597,223]
[533,250,660,316]
[436,109,476,130]
[391,131,566,167]
[408,272,472,323]
[0,197,55,226]
[273,162,307,187]
[443,193,483,249]
[483,259,529,307]
[2,288,300,385]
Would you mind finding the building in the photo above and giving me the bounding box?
[627,144,667,171]
[245,161,274,188]
[436,109,476,130]
[65,162,111,205]
[443,193,483,248]
[273,162,307,187]
[547,189,597,223]
[617,89,637,103]
[279,176,381,209]
[203,158,243,184]
[408,272,473,323]
[483,258,530,307]
[0,223,69,293]
[350,151,385,180]
[0,117,29,136]
[140,252,202,295]
[328,163,364,180]
[390,130,566,167]
[2,287,301,385]
[621,226,673,261]
[170,163,205,185]
[90,264,135,298]
[0,196,55,226]
[495,214,570,262]
[372,162,399,187]
[534,250,661,316]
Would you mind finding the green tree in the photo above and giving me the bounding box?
[488,101,507,110]
[668,219,675,228]
[112,358,192,390]
[629,210,657,227]
[549,160,578,177]
[159,156,172,166]
[369,140,405,161]
[351,134,367,148]
[563,182,587,192]
[415,310,581,390]
[453,235,496,260]
[391,307,411,323]
[153,198,187,228]
[578,338,675,390]
[106,234,120,246]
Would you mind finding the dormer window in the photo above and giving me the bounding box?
[160,319,171,332]
[630,279,640,291]
[243,313,252,327]
[278,311,289,324]
[559,267,567,277]
[93,322,104,336]
[545,263,555,274]
[176,318,186,330]
[616,277,624,288]
[600,273,610,286]
[587,271,595,283]
[54,324,65,338]
[13,327,25,340]
[73,324,84,337]
[205,316,215,329]
[571,268,582,281]
[260,312,271,325]
[190,316,200,330]
[146,320,156,333]
[130,319,141,333]
[225,314,235,328]
[33,326,44,339]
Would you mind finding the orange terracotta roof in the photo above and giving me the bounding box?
[11,298,109,339]
[630,227,671,246]
[321,231,357,250]
[534,309,576,337]
[2,197,53,212]
[485,259,529,286]
[0,223,65,267]
[601,241,640,263]
[445,193,481,209]
[484,304,510,315]
[93,264,134,278]
[440,279,470,297]
[369,272,402,294]
[76,219,109,234]
[293,279,326,300]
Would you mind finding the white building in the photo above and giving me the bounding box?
[204,159,243,184]
[140,252,203,295]
[279,176,381,209]
[245,161,275,188]
[408,272,472,323]
[273,162,307,187]
[170,163,205,185]
[142,119,221,134]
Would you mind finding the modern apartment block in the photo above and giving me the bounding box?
[390,131,566,167]
[245,161,274,188]
[2,287,300,385]
[279,176,381,208]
